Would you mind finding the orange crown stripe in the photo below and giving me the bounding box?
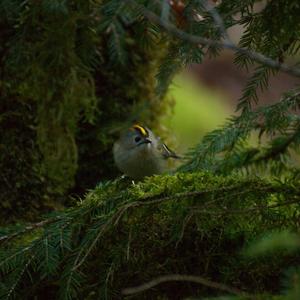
[132,124,148,136]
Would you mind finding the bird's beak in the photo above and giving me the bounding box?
[138,138,152,146]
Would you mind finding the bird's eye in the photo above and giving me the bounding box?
[135,136,141,143]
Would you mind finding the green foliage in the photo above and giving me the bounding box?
[0,94,60,224]
[1,0,300,299]
[1,0,299,214]
[1,172,300,299]
[3,0,97,191]
[0,0,99,204]
[179,0,300,175]
[244,231,300,257]
[181,89,300,175]
[0,0,172,217]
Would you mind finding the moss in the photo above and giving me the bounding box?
[0,95,62,225]
[1,172,296,299]
[0,2,172,221]
[73,172,299,299]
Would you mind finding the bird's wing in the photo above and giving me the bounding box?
[159,143,181,159]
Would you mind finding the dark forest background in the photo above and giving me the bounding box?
[1,0,300,299]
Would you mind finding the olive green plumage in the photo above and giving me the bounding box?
[113,125,179,179]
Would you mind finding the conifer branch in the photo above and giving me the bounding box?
[0,217,63,244]
[6,253,36,299]
[0,182,292,247]
[181,89,300,173]
[71,185,242,271]
[0,174,299,298]
[70,182,293,271]
[199,0,230,42]
[126,0,300,77]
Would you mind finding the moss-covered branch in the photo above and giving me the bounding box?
[1,172,300,299]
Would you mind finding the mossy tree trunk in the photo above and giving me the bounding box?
[0,0,170,222]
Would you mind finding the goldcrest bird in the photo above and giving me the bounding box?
[113,124,180,179]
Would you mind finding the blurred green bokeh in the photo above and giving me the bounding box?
[163,73,231,153]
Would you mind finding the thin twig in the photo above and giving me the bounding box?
[200,0,230,42]
[126,0,300,77]
[161,0,171,22]
[71,217,114,271]
[122,274,253,298]
[6,253,36,299]
[0,217,62,244]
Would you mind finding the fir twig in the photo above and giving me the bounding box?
[126,0,300,77]
[199,0,230,42]
[0,182,291,247]
[0,217,63,244]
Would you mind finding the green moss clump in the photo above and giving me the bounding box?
[0,1,172,221]
[0,95,62,225]
[1,172,299,299]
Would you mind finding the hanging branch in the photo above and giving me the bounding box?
[126,0,300,77]
[122,274,253,298]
